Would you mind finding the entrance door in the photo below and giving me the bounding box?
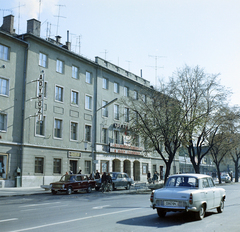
[70,160,77,174]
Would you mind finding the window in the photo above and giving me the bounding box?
[0,77,9,96]
[71,90,78,105]
[0,44,9,61]
[102,77,108,89]
[54,119,62,138]
[85,95,92,110]
[36,117,45,136]
[71,122,78,140]
[114,104,119,120]
[72,66,79,79]
[124,107,129,122]
[102,100,108,117]
[85,125,91,142]
[134,90,138,100]
[142,94,146,103]
[114,82,119,93]
[35,157,44,173]
[55,86,63,102]
[85,161,91,174]
[0,154,8,179]
[39,52,47,67]
[142,163,148,174]
[0,113,7,131]
[86,71,92,84]
[114,130,119,144]
[124,86,129,97]
[102,128,107,144]
[134,134,139,147]
[56,59,63,73]
[53,158,61,174]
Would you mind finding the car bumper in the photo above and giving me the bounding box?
[150,203,197,212]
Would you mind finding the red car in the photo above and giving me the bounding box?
[50,174,96,195]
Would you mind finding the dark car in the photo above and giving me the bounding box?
[50,174,96,195]
[95,172,134,191]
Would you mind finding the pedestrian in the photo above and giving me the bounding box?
[147,171,151,183]
[101,172,107,184]
[153,171,158,184]
[78,169,82,174]
[95,170,100,179]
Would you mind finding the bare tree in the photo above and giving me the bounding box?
[167,65,230,173]
[121,85,187,183]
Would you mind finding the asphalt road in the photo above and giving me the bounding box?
[1,184,240,232]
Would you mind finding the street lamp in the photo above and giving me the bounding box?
[91,98,118,175]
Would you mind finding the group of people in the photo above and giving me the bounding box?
[148,171,163,184]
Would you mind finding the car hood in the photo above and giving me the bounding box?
[154,187,195,200]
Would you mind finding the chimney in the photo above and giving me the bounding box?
[55,35,61,43]
[65,30,71,50]
[1,15,15,34]
[27,18,41,37]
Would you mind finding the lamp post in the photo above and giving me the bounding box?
[91,98,118,176]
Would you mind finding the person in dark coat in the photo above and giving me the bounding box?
[95,170,100,179]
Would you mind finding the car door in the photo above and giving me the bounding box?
[115,174,122,187]
[122,174,128,188]
[208,177,220,207]
[202,178,214,209]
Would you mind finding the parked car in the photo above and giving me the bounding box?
[50,174,96,195]
[150,173,226,220]
[95,172,134,191]
[221,173,231,183]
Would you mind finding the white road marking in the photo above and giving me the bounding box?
[0,218,18,223]
[92,205,110,209]
[19,202,61,208]
[9,208,141,232]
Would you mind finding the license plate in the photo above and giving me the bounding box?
[164,201,178,206]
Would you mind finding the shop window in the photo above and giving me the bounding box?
[85,161,91,174]
[53,158,61,174]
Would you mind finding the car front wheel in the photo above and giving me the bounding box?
[217,199,224,213]
[125,183,131,190]
[66,187,72,195]
[87,186,92,193]
[51,190,57,195]
[195,204,205,220]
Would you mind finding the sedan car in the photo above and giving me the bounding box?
[150,174,226,220]
[95,172,134,191]
[50,174,96,195]
[221,173,231,183]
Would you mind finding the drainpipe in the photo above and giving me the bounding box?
[20,36,30,187]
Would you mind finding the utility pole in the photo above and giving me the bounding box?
[148,55,166,87]
[54,4,66,36]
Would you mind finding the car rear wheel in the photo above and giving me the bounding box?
[66,187,72,195]
[195,204,205,220]
[95,187,100,191]
[157,209,166,218]
[51,190,57,195]
[87,186,92,193]
[217,199,224,213]
[125,183,131,190]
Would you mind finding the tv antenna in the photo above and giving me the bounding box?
[54,4,66,36]
[148,55,166,87]
[101,49,108,60]
[125,60,131,71]
[9,3,25,34]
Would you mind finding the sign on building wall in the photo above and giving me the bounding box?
[37,73,44,121]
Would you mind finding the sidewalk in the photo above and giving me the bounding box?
[0,187,50,197]
[0,182,152,197]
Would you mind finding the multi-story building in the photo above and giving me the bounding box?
[0,15,179,187]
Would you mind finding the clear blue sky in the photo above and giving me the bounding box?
[1,0,240,106]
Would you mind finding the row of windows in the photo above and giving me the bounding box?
[35,157,91,174]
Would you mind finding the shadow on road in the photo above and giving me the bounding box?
[117,211,217,228]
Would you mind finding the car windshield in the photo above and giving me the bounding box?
[60,175,76,182]
[166,176,198,188]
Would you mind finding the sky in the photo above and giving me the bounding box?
[1,0,240,106]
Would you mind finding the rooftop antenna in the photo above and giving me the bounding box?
[148,55,166,87]
[75,35,82,55]
[0,9,12,18]
[38,0,41,21]
[54,4,66,36]
[101,49,108,60]
[9,3,25,34]
[125,60,131,71]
